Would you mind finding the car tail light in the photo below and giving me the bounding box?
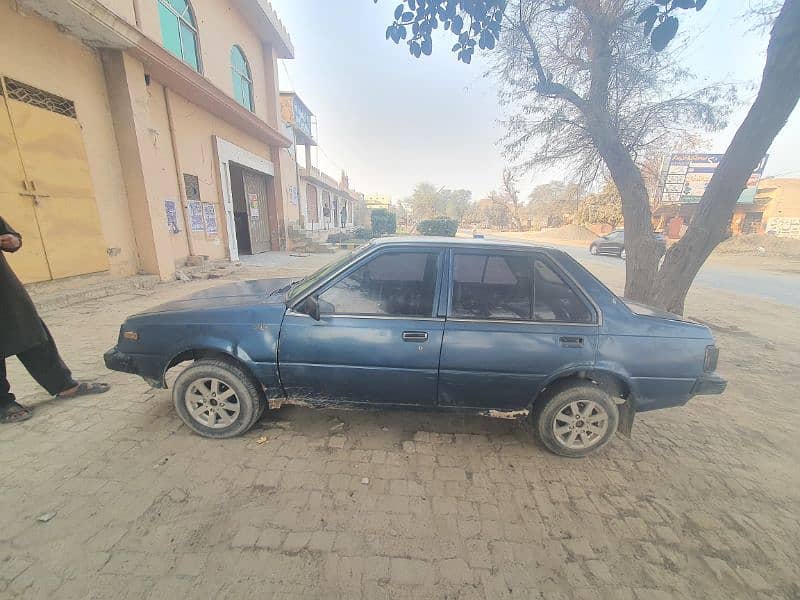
[704,345,719,372]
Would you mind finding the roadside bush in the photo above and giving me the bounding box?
[371,209,397,236]
[417,216,459,237]
[353,227,373,240]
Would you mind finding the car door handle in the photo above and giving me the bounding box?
[402,331,429,342]
[559,336,584,348]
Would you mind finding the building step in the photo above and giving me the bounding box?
[26,273,160,312]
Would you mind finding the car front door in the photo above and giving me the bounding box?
[438,250,598,410]
[278,247,445,406]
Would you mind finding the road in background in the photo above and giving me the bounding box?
[485,234,800,308]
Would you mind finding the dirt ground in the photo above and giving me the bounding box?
[1,252,798,599]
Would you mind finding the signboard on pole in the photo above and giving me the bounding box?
[658,153,768,205]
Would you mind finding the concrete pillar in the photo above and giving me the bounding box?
[101,49,175,279]
[270,145,289,250]
[262,44,281,129]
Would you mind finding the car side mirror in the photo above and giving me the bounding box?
[304,295,321,321]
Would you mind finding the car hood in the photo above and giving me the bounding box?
[137,278,295,315]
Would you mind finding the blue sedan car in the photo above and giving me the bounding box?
[105,237,725,457]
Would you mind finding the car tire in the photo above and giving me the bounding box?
[620,248,627,260]
[531,381,619,458]
[173,359,266,439]
[590,245,598,255]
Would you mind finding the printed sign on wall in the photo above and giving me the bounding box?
[188,201,204,232]
[203,203,218,234]
[248,193,260,219]
[164,199,180,233]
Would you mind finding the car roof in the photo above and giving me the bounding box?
[369,235,567,256]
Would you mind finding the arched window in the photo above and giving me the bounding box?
[231,46,254,112]
[157,0,201,72]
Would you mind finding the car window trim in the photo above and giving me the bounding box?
[293,246,445,319]
[445,248,599,326]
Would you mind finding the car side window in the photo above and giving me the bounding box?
[534,259,594,323]
[451,253,532,320]
[318,251,439,317]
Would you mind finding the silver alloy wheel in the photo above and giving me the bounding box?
[184,377,240,429]
[620,248,627,260]
[590,245,598,255]
[552,400,609,450]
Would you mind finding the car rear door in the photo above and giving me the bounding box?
[438,250,598,410]
[278,247,445,406]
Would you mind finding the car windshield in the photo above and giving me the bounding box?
[286,242,373,303]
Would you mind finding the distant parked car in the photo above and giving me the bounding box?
[589,230,666,259]
[105,237,724,458]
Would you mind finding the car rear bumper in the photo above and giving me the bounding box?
[691,373,727,396]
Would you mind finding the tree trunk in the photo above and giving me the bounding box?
[649,0,800,314]
[585,111,661,302]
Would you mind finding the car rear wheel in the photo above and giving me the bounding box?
[531,381,619,458]
[590,244,598,255]
[173,359,266,439]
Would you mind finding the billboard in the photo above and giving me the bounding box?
[659,153,768,205]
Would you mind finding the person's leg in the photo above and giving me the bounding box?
[0,357,13,409]
[0,356,33,422]
[15,321,77,396]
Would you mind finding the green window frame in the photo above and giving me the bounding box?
[231,46,254,112]
[157,0,201,72]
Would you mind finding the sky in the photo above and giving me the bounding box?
[269,1,799,204]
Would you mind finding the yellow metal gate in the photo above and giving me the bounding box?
[0,77,108,283]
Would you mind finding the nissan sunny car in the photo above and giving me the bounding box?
[105,237,725,457]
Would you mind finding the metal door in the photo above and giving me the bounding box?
[0,77,107,282]
[242,168,271,253]
[0,82,50,282]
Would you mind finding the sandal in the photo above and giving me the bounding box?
[56,382,110,398]
[1,402,33,424]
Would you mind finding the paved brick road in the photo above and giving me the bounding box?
[1,254,798,599]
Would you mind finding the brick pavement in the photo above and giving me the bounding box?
[1,256,798,599]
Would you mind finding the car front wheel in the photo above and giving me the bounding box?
[620,248,627,260]
[531,381,619,458]
[173,359,266,439]
[589,244,598,255]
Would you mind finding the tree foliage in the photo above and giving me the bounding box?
[377,0,701,64]
[402,183,472,225]
[576,183,624,227]
[371,208,397,236]
[465,191,513,230]
[495,2,733,187]
[524,181,580,229]
[417,216,459,236]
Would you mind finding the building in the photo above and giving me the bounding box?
[1,0,296,284]
[278,91,361,236]
[653,178,800,239]
[757,178,800,238]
